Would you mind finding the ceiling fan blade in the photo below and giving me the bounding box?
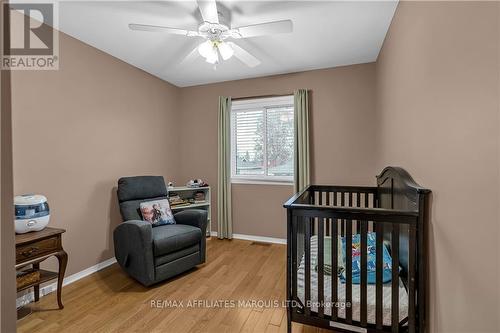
[230,19,293,39]
[197,0,219,24]
[129,23,199,36]
[180,45,201,66]
[227,42,260,68]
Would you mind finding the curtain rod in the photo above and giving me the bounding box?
[232,93,294,101]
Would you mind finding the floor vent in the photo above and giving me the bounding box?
[250,241,272,246]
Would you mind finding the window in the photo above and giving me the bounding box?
[231,96,294,184]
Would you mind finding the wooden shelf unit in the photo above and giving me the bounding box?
[168,186,211,236]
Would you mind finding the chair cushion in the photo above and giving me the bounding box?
[154,244,199,267]
[118,176,167,203]
[119,196,167,221]
[152,224,202,257]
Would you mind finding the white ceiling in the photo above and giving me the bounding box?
[55,1,398,87]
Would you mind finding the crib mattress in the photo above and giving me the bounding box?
[296,236,408,326]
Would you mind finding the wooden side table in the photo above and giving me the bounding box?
[16,227,68,316]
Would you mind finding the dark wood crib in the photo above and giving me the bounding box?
[283,167,430,333]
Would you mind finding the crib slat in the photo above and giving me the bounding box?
[391,224,400,333]
[348,192,353,207]
[312,191,318,233]
[363,193,371,233]
[305,219,311,316]
[345,219,353,324]
[375,222,383,329]
[292,216,298,303]
[360,220,368,327]
[326,193,331,236]
[318,218,325,318]
[332,218,338,321]
[287,209,292,326]
[341,193,345,237]
[356,194,361,232]
[408,224,417,333]
[334,191,338,206]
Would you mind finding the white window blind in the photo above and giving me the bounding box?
[231,96,294,183]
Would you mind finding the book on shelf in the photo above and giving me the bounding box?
[170,202,191,208]
[168,191,208,209]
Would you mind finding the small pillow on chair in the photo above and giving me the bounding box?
[139,199,176,227]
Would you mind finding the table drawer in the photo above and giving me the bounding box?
[16,237,59,262]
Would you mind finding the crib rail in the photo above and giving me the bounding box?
[285,185,378,207]
[285,184,423,333]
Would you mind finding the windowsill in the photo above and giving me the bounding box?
[231,179,294,186]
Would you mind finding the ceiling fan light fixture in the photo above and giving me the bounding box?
[218,41,234,60]
[198,40,223,64]
[198,40,219,64]
[198,40,214,59]
[206,49,219,64]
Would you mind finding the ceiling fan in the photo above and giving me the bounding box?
[129,0,293,68]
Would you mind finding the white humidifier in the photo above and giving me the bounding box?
[14,194,50,234]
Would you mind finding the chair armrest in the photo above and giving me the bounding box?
[174,209,208,232]
[174,210,208,263]
[113,220,155,285]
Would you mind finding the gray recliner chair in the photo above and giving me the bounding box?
[113,176,207,286]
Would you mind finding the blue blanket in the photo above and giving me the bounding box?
[341,232,394,284]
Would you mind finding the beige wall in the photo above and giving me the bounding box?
[375,1,499,332]
[178,64,377,238]
[11,31,181,276]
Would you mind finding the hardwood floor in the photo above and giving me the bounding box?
[17,238,331,333]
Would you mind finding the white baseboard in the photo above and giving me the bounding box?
[210,231,286,244]
[17,257,117,308]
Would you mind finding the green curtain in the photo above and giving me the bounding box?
[217,96,233,239]
[294,89,310,193]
